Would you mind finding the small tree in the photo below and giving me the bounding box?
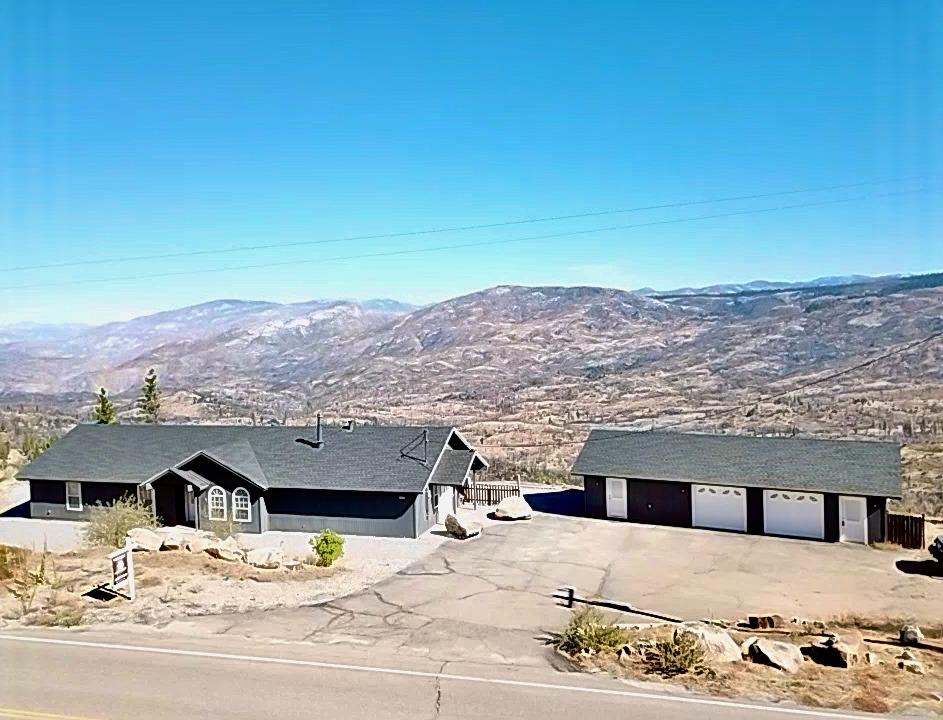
[21,434,54,461]
[85,497,159,548]
[138,368,161,424]
[310,529,344,567]
[92,388,117,424]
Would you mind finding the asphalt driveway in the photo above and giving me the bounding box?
[179,506,941,669]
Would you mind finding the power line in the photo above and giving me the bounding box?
[480,328,943,449]
[2,186,934,292]
[2,176,921,274]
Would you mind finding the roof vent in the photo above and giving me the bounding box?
[342,420,354,432]
[296,412,324,450]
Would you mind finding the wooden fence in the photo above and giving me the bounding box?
[462,482,520,506]
[886,512,925,549]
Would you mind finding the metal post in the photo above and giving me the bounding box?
[125,538,136,602]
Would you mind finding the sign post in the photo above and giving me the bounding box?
[108,539,136,601]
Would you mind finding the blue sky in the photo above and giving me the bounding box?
[1,1,941,324]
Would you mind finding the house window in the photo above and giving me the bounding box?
[430,487,440,516]
[65,482,82,511]
[208,486,227,520]
[232,487,251,523]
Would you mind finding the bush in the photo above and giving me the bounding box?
[549,607,631,655]
[0,544,27,581]
[645,631,710,676]
[85,496,160,548]
[206,518,239,540]
[310,529,344,567]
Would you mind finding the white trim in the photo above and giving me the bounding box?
[208,486,227,521]
[65,481,83,512]
[232,487,251,523]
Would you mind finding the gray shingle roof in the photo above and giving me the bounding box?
[571,430,901,498]
[429,448,477,487]
[20,424,481,494]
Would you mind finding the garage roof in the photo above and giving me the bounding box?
[19,423,487,494]
[572,430,901,498]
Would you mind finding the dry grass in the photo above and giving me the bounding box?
[570,622,943,715]
[832,613,943,640]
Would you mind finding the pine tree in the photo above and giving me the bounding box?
[93,387,117,424]
[138,367,161,424]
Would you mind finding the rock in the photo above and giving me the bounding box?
[748,613,787,630]
[493,495,533,520]
[898,659,926,675]
[159,531,185,551]
[184,536,214,553]
[444,514,481,540]
[616,644,635,663]
[127,527,164,552]
[205,536,244,562]
[801,630,864,668]
[863,651,880,666]
[674,621,742,662]
[898,649,918,661]
[900,625,924,646]
[749,639,805,673]
[741,636,759,656]
[246,547,283,569]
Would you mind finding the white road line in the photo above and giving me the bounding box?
[0,633,871,719]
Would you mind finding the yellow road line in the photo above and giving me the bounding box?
[0,708,105,720]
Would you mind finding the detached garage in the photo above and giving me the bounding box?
[573,430,901,544]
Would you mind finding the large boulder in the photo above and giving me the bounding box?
[184,535,215,553]
[802,631,864,668]
[205,536,244,562]
[674,621,742,663]
[127,527,165,552]
[445,514,481,540]
[900,625,924,646]
[747,613,787,630]
[748,638,805,673]
[246,547,283,570]
[493,496,533,521]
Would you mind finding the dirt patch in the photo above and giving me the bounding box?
[0,543,388,628]
[563,621,943,716]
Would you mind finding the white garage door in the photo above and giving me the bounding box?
[763,490,824,539]
[692,484,747,532]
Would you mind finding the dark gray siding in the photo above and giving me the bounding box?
[29,480,136,520]
[265,489,419,538]
[581,475,607,519]
[823,493,840,542]
[745,488,764,535]
[866,497,886,543]
[628,479,691,527]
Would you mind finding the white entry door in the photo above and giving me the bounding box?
[839,496,868,544]
[606,478,628,519]
[763,490,825,539]
[692,484,747,532]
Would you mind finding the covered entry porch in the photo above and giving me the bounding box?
[139,468,208,529]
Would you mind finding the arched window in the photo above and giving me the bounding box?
[232,487,251,523]
[208,486,227,520]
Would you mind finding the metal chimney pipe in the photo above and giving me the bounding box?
[315,412,323,447]
[423,429,428,463]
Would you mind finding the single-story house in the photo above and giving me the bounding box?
[18,421,488,538]
[572,430,901,543]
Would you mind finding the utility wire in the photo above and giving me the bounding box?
[2,186,934,292]
[2,176,921,274]
[480,328,943,449]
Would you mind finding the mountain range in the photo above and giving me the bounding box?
[1,272,941,458]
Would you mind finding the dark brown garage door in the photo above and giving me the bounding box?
[628,479,692,527]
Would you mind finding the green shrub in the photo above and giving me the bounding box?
[85,496,159,548]
[549,607,632,655]
[310,529,344,567]
[0,544,27,581]
[645,631,710,676]
[206,518,239,540]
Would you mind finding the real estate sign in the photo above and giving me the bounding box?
[108,541,136,601]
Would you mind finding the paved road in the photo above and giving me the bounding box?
[0,628,877,720]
